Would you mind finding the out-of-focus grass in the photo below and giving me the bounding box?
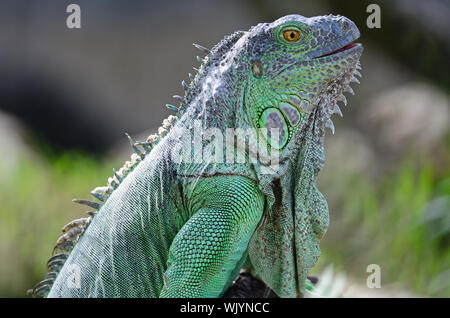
[315,157,450,297]
[0,152,119,297]
[0,149,448,297]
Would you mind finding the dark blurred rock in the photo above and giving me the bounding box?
[223,272,278,298]
[393,0,450,45]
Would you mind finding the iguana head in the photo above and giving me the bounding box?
[243,14,362,151]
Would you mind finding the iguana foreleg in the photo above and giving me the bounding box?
[159,176,264,297]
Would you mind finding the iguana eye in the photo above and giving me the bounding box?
[283,29,301,42]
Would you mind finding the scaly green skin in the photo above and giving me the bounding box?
[160,176,264,297]
[30,14,362,298]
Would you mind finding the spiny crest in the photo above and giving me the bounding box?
[173,30,246,115]
[74,113,179,213]
[324,60,362,135]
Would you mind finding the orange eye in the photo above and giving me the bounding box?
[283,29,301,42]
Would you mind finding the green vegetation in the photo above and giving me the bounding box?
[0,150,448,297]
[315,157,450,297]
[0,152,121,297]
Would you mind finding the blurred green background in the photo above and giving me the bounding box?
[0,0,448,297]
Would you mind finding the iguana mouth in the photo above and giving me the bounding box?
[314,42,361,59]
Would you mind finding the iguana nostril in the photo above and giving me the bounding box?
[251,60,263,78]
[342,20,350,30]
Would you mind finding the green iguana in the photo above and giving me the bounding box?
[29,14,362,298]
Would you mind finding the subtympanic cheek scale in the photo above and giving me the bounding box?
[258,107,289,149]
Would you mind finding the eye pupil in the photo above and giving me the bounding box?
[283,29,300,42]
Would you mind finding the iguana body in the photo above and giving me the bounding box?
[30,14,362,298]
